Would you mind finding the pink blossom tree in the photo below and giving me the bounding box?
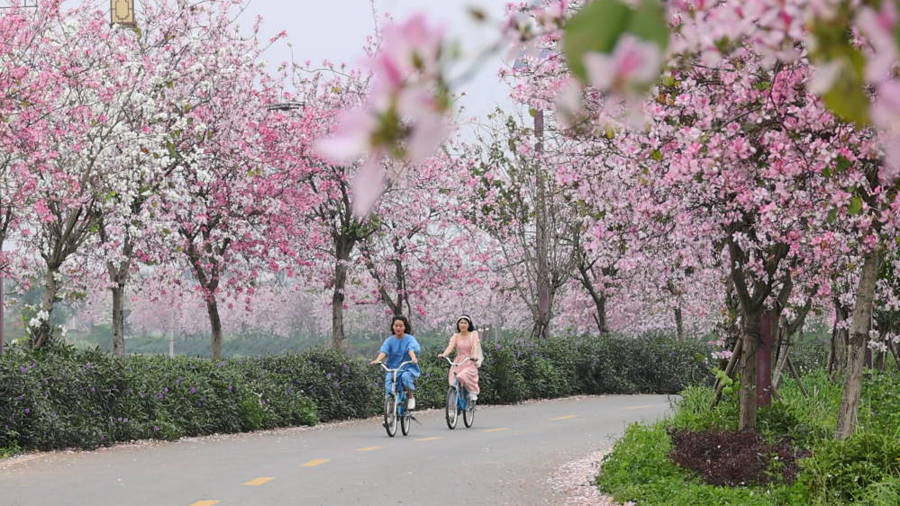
[145,3,310,360]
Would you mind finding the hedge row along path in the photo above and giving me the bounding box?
[0,395,673,505]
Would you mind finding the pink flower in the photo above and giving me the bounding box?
[313,108,377,165]
[351,153,387,217]
[314,13,451,215]
[397,86,451,163]
[33,200,55,223]
[856,2,899,83]
[583,35,663,94]
[872,79,900,182]
[533,1,568,31]
[371,14,443,99]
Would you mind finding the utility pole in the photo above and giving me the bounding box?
[532,107,553,339]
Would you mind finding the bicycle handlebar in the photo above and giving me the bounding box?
[440,355,475,367]
[375,360,415,372]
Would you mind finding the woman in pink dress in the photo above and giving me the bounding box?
[437,315,484,401]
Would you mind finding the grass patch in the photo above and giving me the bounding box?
[598,368,900,505]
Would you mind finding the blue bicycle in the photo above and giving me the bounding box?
[441,356,476,429]
[377,360,415,437]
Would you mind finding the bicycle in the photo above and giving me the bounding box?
[440,356,476,429]
[376,360,416,437]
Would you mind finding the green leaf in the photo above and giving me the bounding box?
[836,155,851,172]
[629,0,669,50]
[650,149,663,161]
[563,0,669,82]
[821,54,870,126]
[810,12,871,126]
[848,195,862,215]
[563,0,632,80]
[166,141,178,159]
[754,81,771,91]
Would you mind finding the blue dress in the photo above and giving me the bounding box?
[380,333,421,395]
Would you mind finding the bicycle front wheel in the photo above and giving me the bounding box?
[401,410,411,435]
[445,386,459,429]
[463,398,476,428]
[384,395,398,437]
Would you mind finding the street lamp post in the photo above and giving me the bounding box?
[110,0,135,27]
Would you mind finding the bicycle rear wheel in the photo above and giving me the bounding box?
[384,395,398,437]
[463,398,476,428]
[445,386,459,429]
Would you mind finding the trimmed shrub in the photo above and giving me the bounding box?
[799,431,900,504]
[1,332,709,454]
[0,343,320,451]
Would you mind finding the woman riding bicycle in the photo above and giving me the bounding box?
[370,315,420,410]
[437,314,483,402]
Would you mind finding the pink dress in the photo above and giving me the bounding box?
[448,332,480,394]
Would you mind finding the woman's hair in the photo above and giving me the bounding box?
[391,315,412,335]
[456,315,476,332]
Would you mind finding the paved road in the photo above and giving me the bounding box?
[0,395,674,506]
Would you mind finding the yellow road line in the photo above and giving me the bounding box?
[189,501,221,506]
[242,477,274,486]
[551,415,577,421]
[482,427,510,433]
[624,405,655,410]
[301,458,330,467]
[356,446,384,452]
[415,436,443,442]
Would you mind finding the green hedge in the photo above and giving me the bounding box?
[1,334,709,453]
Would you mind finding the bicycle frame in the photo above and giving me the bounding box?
[379,360,414,415]
[441,356,472,410]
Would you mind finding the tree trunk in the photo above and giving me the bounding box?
[739,309,761,430]
[773,296,813,390]
[576,259,609,335]
[104,233,133,356]
[674,304,684,341]
[836,248,883,439]
[206,296,224,361]
[772,338,790,391]
[711,338,742,408]
[31,267,61,349]
[531,317,550,340]
[593,292,608,335]
[756,310,777,407]
[111,282,126,356]
[828,297,850,378]
[331,237,354,350]
[594,295,609,335]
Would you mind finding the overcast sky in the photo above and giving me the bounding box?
[237,0,518,131]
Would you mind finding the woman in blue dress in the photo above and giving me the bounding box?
[370,315,421,409]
